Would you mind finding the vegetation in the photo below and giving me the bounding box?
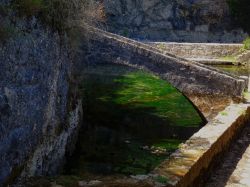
[219,55,237,62]
[220,111,228,116]
[53,175,81,187]
[152,139,182,151]
[154,175,169,184]
[227,0,250,33]
[214,65,249,76]
[243,37,250,50]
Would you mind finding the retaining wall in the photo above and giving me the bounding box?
[154,103,250,187]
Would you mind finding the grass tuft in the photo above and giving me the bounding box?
[243,37,250,50]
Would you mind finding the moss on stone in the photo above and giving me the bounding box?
[152,139,182,150]
[153,175,169,184]
[243,37,250,50]
[219,56,237,62]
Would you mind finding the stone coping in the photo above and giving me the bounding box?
[187,58,235,65]
[146,41,243,64]
[147,42,243,46]
[153,103,250,187]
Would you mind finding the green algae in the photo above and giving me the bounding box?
[65,64,203,177]
[154,175,169,184]
[219,56,237,63]
[152,139,182,150]
[83,65,202,127]
[213,65,250,76]
[53,176,80,187]
[220,111,228,116]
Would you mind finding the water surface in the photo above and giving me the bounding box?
[65,64,204,179]
[212,65,250,77]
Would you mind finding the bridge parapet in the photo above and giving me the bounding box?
[147,42,243,59]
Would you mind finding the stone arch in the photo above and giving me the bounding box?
[80,27,247,120]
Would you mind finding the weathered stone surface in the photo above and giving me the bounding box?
[148,42,243,60]
[205,120,250,187]
[0,19,82,185]
[237,50,250,65]
[103,0,248,42]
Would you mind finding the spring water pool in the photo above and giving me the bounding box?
[64,64,204,180]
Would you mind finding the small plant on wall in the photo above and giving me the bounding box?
[243,37,250,50]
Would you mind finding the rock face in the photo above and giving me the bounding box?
[104,0,247,42]
[0,18,82,185]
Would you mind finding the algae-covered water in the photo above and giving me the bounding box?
[212,65,250,76]
[65,64,204,179]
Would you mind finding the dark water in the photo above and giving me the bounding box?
[65,64,204,179]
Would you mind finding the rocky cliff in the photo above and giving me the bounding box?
[0,8,82,187]
[104,0,247,42]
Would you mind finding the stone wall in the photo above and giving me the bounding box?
[148,42,243,59]
[237,50,250,65]
[83,27,246,99]
[103,0,248,42]
[0,19,82,185]
[154,103,250,187]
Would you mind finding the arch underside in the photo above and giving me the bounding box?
[81,27,247,120]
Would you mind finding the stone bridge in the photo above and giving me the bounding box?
[148,42,243,64]
[81,26,247,119]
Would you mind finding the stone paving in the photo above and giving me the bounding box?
[205,123,250,187]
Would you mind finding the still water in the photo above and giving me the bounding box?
[65,64,204,180]
[212,65,250,77]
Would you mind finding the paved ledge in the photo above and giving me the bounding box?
[153,103,250,187]
[151,42,243,46]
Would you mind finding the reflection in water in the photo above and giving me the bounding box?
[65,64,204,178]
